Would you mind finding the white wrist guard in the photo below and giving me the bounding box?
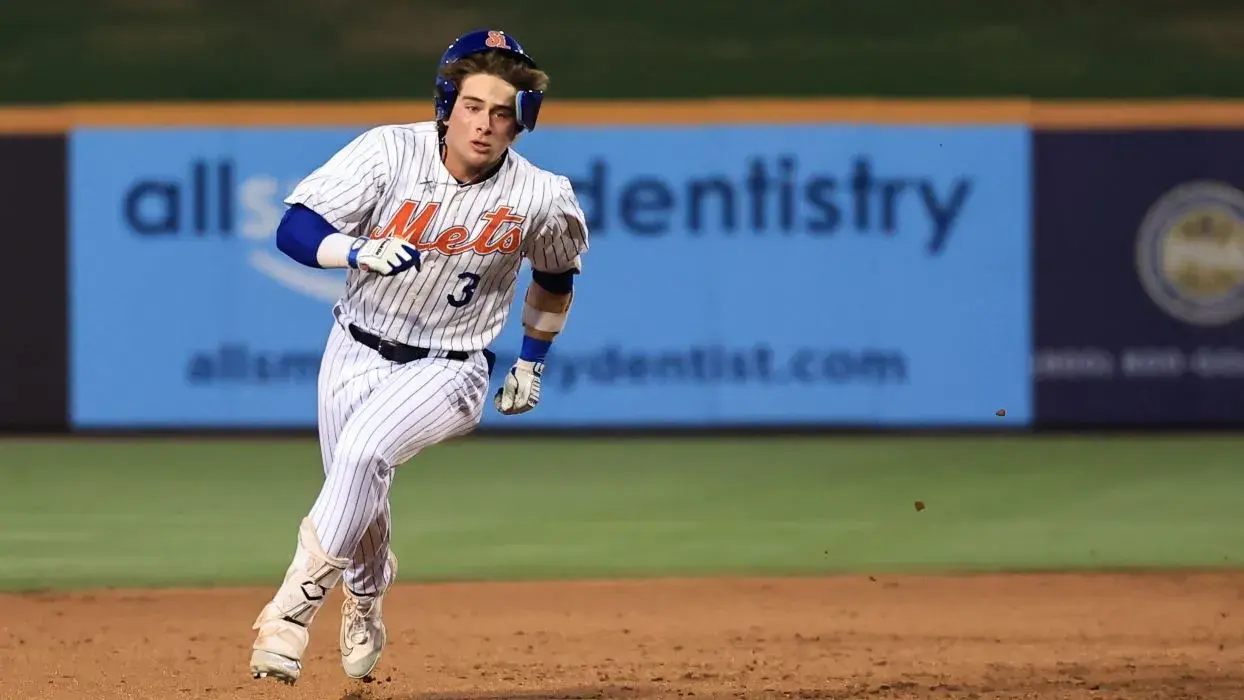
[315,232,357,269]
[522,300,567,334]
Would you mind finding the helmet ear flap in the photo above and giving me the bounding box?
[516,90,543,132]
[435,77,458,123]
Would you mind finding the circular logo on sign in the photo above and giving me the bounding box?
[1135,180,1244,326]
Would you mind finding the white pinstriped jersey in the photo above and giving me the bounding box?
[285,121,589,352]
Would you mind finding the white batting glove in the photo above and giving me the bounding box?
[348,237,421,276]
[494,359,543,415]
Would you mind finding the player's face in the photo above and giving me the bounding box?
[446,73,519,177]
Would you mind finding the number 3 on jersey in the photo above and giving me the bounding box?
[447,272,480,308]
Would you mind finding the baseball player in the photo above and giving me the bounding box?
[248,28,588,685]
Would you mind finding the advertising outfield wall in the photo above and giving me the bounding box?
[67,124,1031,430]
[1032,129,1244,428]
[3,99,1244,432]
[0,136,68,432]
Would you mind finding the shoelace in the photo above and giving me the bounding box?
[342,596,375,644]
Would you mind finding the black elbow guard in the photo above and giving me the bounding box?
[532,268,575,294]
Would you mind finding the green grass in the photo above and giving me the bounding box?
[0,434,1241,592]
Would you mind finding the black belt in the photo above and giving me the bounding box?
[348,323,495,375]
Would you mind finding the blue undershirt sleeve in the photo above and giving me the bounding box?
[275,204,339,268]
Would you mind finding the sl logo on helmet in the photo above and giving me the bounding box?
[485,31,507,48]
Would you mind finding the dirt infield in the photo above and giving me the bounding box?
[2,572,1243,699]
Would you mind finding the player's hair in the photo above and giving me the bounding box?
[437,49,549,135]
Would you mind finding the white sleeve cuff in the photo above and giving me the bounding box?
[522,299,568,333]
[316,233,357,269]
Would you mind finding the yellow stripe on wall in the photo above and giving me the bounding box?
[1031,101,1244,129]
[3,99,1244,133]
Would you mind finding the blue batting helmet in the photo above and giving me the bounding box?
[434,29,544,133]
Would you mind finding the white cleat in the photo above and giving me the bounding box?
[250,648,302,685]
[340,551,399,679]
[250,602,311,685]
[248,517,350,686]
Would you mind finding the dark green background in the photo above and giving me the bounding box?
[5,0,1244,103]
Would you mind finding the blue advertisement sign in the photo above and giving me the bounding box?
[69,123,1031,429]
[1033,130,1244,426]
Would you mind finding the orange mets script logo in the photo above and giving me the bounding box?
[368,200,525,256]
[485,31,507,48]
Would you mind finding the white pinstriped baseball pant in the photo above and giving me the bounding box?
[304,315,492,596]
